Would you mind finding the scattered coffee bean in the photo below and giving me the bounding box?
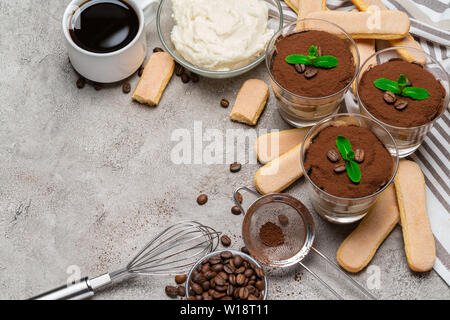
[304,67,318,79]
[230,162,241,173]
[241,246,250,254]
[165,285,178,298]
[153,47,164,53]
[278,214,289,226]
[236,192,243,204]
[94,83,103,91]
[122,82,131,94]
[175,274,187,284]
[383,91,396,104]
[175,64,184,76]
[76,77,85,89]
[220,99,230,108]
[191,73,199,83]
[177,285,186,297]
[394,99,408,110]
[197,194,208,205]
[354,149,365,163]
[221,235,231,247]
[181,73,190,83]
[231,205,241,215]
[294,64,306,74]
[334,164,346,173]
[327,149,340,162]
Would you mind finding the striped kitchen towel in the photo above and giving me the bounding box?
[268,0,450,286]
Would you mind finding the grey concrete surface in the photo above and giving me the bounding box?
[0,0,449,300]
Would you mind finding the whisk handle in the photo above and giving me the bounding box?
[31,273,112,300]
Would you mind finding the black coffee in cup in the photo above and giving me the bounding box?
[69,0,139,54]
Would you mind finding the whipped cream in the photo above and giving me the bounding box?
[170,0,274,71]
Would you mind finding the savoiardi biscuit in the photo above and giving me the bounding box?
[284,0,299,14]
[305,10,410,40]
[230,79,269,126]
[337,185,400,273]
[394,160,436,272]
[132,52,175,106]
[255,128,309,164]
[254,144,303,194]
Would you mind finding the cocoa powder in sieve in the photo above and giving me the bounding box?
[259,222,285,247]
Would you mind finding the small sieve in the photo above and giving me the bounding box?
[234,187,376,300]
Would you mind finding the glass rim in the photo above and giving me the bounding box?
[300,113,400,202]
[265,19,361,100]
[355,46,450,130]
[156,0,284,76]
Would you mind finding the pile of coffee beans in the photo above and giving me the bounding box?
[187,251,265,300]
[165,274,187,298]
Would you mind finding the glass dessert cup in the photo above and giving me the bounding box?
[300,113,399,224]
[355,46,449,158]
[156,0,283,79]
[266,19,360,127]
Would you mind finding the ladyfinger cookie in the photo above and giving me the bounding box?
[254,144,303,194]
[230,79,269,126]
[352,39,376,95]
[337,185,400,273]
[132,52,175,106]
[351,0,426,64]
[284,0,299,14]
[255,128,309,164]
[297,0,327,19]
[395,160,436,272]
[305,11,410,40]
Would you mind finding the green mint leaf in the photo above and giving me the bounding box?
[309,45,318,58]
[336,135,353,161]
[373,78,401,95]
[285,55,312,65]
[347,150,355,161]
[345,160,361,183]
[402,87,430,100]
[397,74,407,87]
[313,56,338,69]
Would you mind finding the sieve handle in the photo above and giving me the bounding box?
[310,247,377,300]
[233,186,261,215]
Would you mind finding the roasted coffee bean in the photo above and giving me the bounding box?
[216,285,227,292]
[214,275,226,286]
[235,266,245,274]
[334,164,346,173]
[209,255,222,265]
[236,192,243,203]
[218,271,228,280]
[255,280,265,291]
[247,285,256,294]
[193,273,207,284]
[201,263,210,273]
[241,246,250,254]
[221,251,233,259]
[196,194,208,205]
[244,269,254,277]
[233,255,243,268]
[181,73,190,83]
[395,99,408,110]
[195,295,202,300]
[327,149,340,162]
[175,64,184,77]
[211,263,224,273]
[248,294,259,300]
[224,264,235,274]
[212,291,226,299]
[229,274,236,285]
[191,73,200,83]
[278,214,289,226]
[236,274,246,285]
[248,279,255,286]
[230,162,241,172]
[138,67,144,77]
[175,274,187,284]
[188,295,196,300]
[354,149,365,163]
[231,205,241,215]
[205,271,217,279]
[227,285,234,296]
[220,99,230,108]
[94,83,103,91]
[177,285,186,297]
[153,47,164,53]
[76,77,85,89]
[304,67,318,79]
[202,291,210,300]
[255,267,265,279]
[122,82,131,93]
[191,283,203,295]
[383,91,396,104]
[239,287,249,300]
[221,235,231,247]
[165,285,178,298]
[202,281,210,291]
[294,63,306,74]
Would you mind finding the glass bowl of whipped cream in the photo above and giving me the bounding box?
[157,0,284,79]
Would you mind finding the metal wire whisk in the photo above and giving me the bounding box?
[32,221,221,300]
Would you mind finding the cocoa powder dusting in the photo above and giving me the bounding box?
[259,222,284,247]
[271,30,355,97]
[359,60,445,127]
[304,126,393,198]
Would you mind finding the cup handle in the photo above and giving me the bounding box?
[135,0,160,25]
[233,186,261,216]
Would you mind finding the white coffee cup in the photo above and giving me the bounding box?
[62,0,159,83]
